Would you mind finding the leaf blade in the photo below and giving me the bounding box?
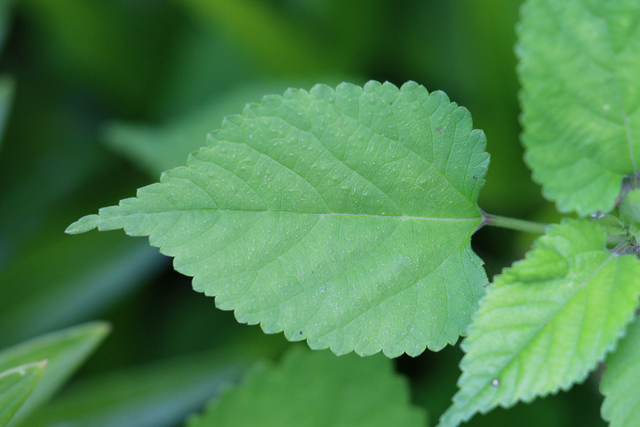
[517,0,640,215]
[601,315,640,426]
[186,347,426,427]
[440,219,640,426]
[0,361,47,427]
[68,81,490,357]
[0,322,110,425]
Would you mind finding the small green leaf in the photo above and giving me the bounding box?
[597,214,627,236]
[68,81,490,357]
[0,322,110,425]
[439,219,640,426]
[620,189,640,234]
[0,361,47,427]
[518,0,640,215]
[186,346,426,427]
[601,315,640,426]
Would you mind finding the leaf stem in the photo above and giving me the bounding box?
[481,211,549,235]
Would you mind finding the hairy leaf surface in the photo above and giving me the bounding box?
[186,346,426,426]
[439,219,640,426]
[518,0,640,215]
[601,315,640,426]
[68,81,490,357]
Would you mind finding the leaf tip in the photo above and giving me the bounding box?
[65,214,100,235]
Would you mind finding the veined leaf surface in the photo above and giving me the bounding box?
[186,346,426,426]
[439,219,640,426]
[518,0,640,215]
[68,81,490,357]
[601,315,640,426]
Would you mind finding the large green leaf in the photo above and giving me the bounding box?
[517,0,640,215]
[186,346,426,426]
[0,362,46,427]
[0,322,110,425]
[601,315,640,426]
[439,219,640,426]
[67,81,490,357]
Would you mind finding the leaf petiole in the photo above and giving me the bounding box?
[480,211,549,235]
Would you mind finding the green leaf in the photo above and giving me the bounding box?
[0,229,162,347]
[439,219,640,426]
[67,81,490,357]
[0,361,47,427]
[186,346,426,427]
[601,315,640,426]
[596,214,627,237]
[0,322,110,425]
[517,0,640,215]
[22,349,254,427]
[619,189,640,235]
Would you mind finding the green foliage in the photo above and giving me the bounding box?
[0,361,46,427]
[0,323,109,425]
[68,81,490,357]
[601,316,640,426]
[22,348,257,427]
[4,0,640,425]
[439,219,640,426]
[517,0,640,215]
[186,346,426,427]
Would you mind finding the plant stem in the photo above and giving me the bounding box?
[481,211,549,235]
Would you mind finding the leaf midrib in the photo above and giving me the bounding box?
[128,207,481,222]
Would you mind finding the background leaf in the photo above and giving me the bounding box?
[0,231,162,348]
[186,346,426,427]
[0,322,110,425]
[103,79,346,177]
[0,76,14,151]
[600,315,640,426]
[0,361,46,427]
[517,0,640,215]
[68,81,489,357]
[22,348,257,427]
[439,219,640,426]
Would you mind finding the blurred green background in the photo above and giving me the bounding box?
[0,0,603,425]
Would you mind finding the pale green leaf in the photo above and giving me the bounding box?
[518,0,640,215]
[67,81,490,357]
[601,314,640,426]
[186,346,426,427]
[0,361,46,427]
[439,219,640,426]
[0,322,110,426]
